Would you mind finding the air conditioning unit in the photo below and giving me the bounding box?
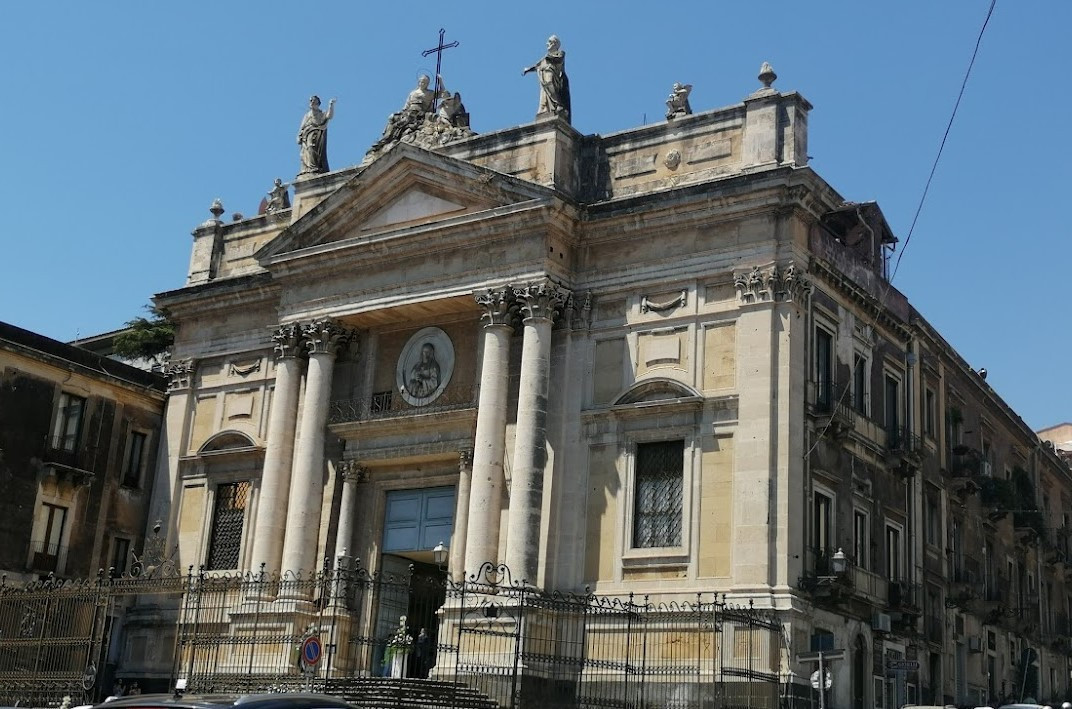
[872,612,892,633]
[968,636,984,653]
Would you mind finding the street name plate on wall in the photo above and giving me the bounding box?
[396,327,455,406]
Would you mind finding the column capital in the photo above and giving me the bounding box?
[165,358,196,392]
[459,448,474,471]
[338,459,368,483]
[272,323,304,360]
[303,319,352,356]
[474,287,517,328]
[513,279,571,323]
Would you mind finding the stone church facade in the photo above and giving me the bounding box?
[143,61,1072,708]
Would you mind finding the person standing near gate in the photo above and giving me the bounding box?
[415,628,432,678]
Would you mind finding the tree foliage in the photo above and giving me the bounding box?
[112,305,175,361]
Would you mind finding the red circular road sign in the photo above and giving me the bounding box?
[301,635,322,666]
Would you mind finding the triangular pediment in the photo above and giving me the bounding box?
[362,187,466,231]
[257,143,555,261]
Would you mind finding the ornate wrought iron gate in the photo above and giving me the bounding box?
[1,559,791,709]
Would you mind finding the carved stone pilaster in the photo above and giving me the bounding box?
[302,320,351,356]
[165,359,196,392]
[338,460,368,483]
[474,287,517,328]
[734,263,812,305]
[272,323,304,359]
[513,279,571,323]
[778,263,813,304]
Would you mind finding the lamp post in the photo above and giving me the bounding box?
[432,541,449,570]
[832,547,848,575]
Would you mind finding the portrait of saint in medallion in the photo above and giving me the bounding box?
[396,327,455,406]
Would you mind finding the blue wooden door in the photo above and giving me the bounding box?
[382,487,455,553]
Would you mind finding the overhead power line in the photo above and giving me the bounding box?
[891,0,998,281]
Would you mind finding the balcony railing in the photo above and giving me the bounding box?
[800,547,889,605]
[28,539,66,573]
[329,385,476,424]
[948,552,980,585]
[888,580,921,612]
[887,427,922,454]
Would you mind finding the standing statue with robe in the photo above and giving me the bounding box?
[297,95,336,175]
[523,35,570,123]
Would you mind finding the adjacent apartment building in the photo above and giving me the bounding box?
[0,321,166,581]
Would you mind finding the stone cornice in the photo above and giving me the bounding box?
[809,258,911,341]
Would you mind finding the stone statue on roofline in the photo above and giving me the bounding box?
[523,35,570,123]
[297,95,336,175]
[260,178,290,215]
[365,74,475,161]
[666,82,693,120]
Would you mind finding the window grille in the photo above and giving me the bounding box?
[206,481,250,570]
[633,441,684,548]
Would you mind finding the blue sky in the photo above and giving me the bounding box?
[0,2,1067,429]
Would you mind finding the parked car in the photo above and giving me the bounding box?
[93,694,357,709]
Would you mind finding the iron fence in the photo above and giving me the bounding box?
[1,560,791,709]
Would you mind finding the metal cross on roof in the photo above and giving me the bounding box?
[422,28,459,112]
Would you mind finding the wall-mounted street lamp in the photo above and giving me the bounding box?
[432,541,449,568]
[831,548,848,576]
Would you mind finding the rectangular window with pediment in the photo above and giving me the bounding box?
[632,440,684,549]
[206,481,250,570]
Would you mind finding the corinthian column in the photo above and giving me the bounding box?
[248,325,304,574]
[450,449,474,582]
[463,288,515,577]
[280,320,351,577]
[335,460,365,562]
[504,280,569,586]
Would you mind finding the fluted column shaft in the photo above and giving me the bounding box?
[463,289,515,576]
[280,320,349,576]
[451,449,474,582]
[248,325,303,573]
[504,281,568,586]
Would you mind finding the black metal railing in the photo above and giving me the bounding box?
[27,539,68,573]
[329,385,476,424]
[887,427,921,454]
[948,553,980,585]
[0,562,790,709]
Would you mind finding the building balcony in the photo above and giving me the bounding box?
[887,580,922,617]
[885,427,924,475]
[798,547,888,607]
[809,383,855,439]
